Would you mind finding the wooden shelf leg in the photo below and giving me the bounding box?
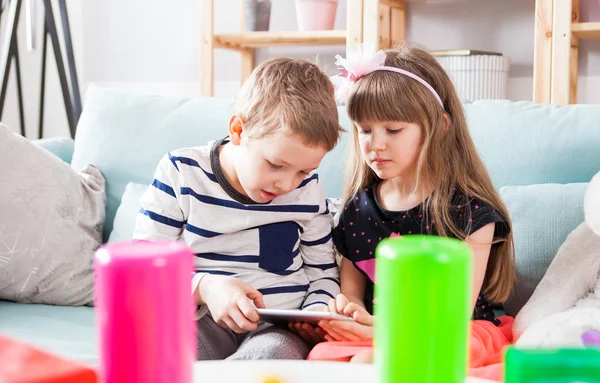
[570,35,579,104]
[238,0,254,88]
[240,48,254,85]
[200,0,214,97]
[570,0,580,104]
[346,0,364,55]
[533,0,553,103]
[378,1,391,49]
[362,0,404,51]
[390,3,407,47]
[550,0,573,105]
[363,0,380,50]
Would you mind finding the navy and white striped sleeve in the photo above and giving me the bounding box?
[300,189,340,310]
[133,153,185,241]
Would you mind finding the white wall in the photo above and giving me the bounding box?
[4,0,600,139]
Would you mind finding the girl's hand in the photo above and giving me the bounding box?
[344,303,374,326]
[319,304,374,342]
[328,294,351,314]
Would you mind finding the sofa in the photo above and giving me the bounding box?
[1,85,600,366]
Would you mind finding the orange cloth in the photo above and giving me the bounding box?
[0,334,98,383]
[308,316,514,382]
[468,316,513,381]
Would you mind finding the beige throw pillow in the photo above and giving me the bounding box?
[0,124,106,305]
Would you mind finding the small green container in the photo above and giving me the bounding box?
[505,348,600,382]
[374,235,473,383]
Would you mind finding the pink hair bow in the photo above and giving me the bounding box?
[331,43,445,109]
[331,44,385,104]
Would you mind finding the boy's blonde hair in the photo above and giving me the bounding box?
[235,57,343,151]
[342,45,516,303]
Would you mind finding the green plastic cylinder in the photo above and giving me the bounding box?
[505,348,600,382]
[374,235,473,383]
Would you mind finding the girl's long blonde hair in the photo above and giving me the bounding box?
[342,45,515,303]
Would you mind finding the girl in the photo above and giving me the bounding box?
[308,45,516,377]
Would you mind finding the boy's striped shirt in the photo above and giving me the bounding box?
[133,143,340,314]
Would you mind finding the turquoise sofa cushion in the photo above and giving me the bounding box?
[108,182,148,242]
[71,86,236,240]
[32,136,75,164]
[500,182,588,317]
[0,300,97,366]
[465,100,600,189]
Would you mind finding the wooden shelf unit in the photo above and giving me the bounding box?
[214,30,347,49]
[533,0,600,105]
[200,0,411,97]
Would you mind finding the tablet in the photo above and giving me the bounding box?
[257,309,355,325]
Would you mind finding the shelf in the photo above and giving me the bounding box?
[201,0,408,96]
[571,22,600,39]
[214,30,347,50]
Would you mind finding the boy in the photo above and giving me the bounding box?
[133,57,342,360]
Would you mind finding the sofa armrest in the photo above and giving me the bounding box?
[32,136,75,164]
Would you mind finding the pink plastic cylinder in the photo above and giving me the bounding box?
[94,241,196,383]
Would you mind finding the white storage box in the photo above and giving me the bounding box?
[436,53,510,101]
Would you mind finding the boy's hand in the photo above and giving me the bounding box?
[289,305,328,346]
[199,275,265,334]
